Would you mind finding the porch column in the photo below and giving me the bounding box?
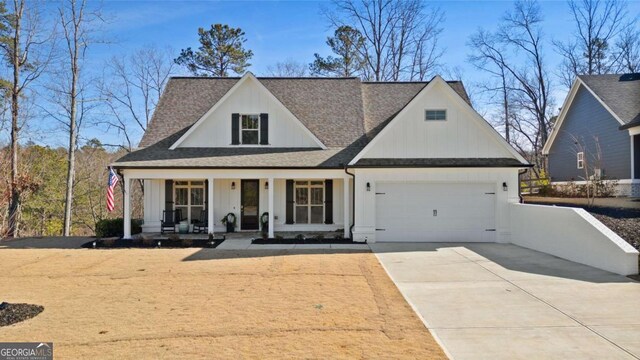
[268,177,274,238]
[123,175,131,239]
[343,177,350,239]
[207,177,214,234]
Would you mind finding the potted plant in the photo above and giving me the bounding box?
[221,212,236,233]
[260,212,269,236]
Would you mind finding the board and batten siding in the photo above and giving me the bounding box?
[141,177,350,233]
[548,85,631,181]
[142,179,165,232]
[178,76,319,148]
[362,81,513,159]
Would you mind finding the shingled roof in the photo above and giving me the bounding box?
[578,73,640,129]
[117,75,475,168]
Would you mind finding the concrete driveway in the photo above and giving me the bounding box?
[371,242,640,360]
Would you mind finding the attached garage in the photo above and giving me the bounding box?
[374,182,497,242]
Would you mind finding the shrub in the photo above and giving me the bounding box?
[295,234,305,240]
[102,238,116,247]
[142,237,155,247]
[181,238,193,247]
[167,233,180,242]
[95,218,142,238]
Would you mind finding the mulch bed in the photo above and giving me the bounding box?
[0,302,44,327]
[526,200,640,249]
[82,238,225,249]
[251,238,356,245]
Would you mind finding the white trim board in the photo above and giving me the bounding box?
[348,75,528,165]
[543,77,626,155]
[169,72,326,150]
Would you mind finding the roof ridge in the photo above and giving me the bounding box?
[169,76,360,80]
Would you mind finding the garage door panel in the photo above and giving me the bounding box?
[375,182,496,242]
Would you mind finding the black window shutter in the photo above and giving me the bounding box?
[324,180,333,224]
[204,180,209,211]
[286,180,294,224]
[260,113,269,145]
[164,180,173,213]
[231,113,240,145]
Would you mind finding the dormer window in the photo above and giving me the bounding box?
[231,113,269,146]
[241,114,260,144]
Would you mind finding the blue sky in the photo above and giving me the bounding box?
[38,0,640,147]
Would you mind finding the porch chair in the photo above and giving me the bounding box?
[160,209,182,234]
[192,210,208,234]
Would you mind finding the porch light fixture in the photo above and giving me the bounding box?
[231,181,236,190]
[502,182,508,191]
[366,182,371,192]
[265,181,269,190]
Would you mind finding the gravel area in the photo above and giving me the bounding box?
[0,303,44,327]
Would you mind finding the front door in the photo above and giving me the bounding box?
[241,179,260,230]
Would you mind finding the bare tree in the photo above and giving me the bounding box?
[265,60,308,77]
[569,134,604,205]
[327,0,443,81]
[1,0,54,238]
[555,0,632,88]
[612,27,640,73]
[467,1,554,174]
[468,29,513,143]
[51,0,103,237]
[100,45,176,151]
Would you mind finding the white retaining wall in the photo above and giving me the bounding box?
[510,203,638,275]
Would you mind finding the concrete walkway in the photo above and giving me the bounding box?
[372,242,640,360]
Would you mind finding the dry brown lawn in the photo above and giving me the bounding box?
[0,246,446,359]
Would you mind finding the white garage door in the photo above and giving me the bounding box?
[375,182,496,242]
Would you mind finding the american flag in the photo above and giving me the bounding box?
[106,167,119,212]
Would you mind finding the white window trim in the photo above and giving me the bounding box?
[425,109,447,121]
[577,152,584,169]
[240,114,260,145]
[174,180,205,224]
[294,180,325,224]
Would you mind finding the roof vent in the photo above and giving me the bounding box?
[619,73,640,81]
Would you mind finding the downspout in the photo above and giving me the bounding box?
[344,165,356,240]
[518,168,528,203]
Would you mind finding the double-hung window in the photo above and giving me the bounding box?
[241,114,260,145]
[294,180,324,224]
[174,181,205,224]
[577,152,584,169]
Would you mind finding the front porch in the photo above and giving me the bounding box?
[121,168,352,240]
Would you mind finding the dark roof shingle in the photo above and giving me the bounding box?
[116,76,524,169]
[578,73,640,127]
[354,158,531,168]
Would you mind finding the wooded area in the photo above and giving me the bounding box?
[0,0,638,238]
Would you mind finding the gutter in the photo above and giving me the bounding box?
[344,165,356,241]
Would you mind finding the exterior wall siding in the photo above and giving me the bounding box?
[548,86,631,181]
[362,81,513,159]
[140,174,350,233]
[178,77,319,148]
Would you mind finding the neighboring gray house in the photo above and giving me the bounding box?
[543,73,640,197]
